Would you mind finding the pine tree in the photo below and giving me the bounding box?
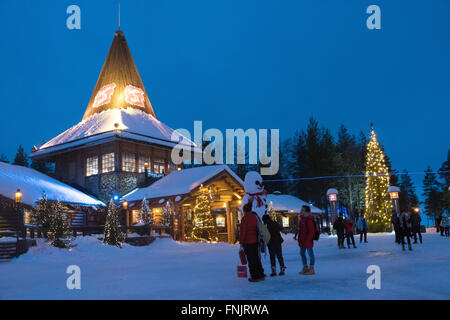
[162,201,173,226]
[31,158,52,175]
[364,126,392,232]
[0,154,9,163]
[47,200,72,248]
[399,170,419,212]
[13,145,29,167]
[268,201,277,221]
[103,200,125,247]
[191,186,217,241]
[140,198,153,225]
[32,193,53,237]
[422,167,443,219]
[439,150,450,211]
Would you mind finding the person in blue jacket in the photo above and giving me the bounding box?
[357,212,369,243]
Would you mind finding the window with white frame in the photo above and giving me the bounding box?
[122,153,136,172]
[138,156,150,173]
[216,216,226,227]
[102,152,115,173]
[282,216,290,228]
[86,156,98,176]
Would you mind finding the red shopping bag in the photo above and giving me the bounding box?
[237,265,248,278]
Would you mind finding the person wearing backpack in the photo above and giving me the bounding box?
[298,205,315,275]
[262,214,286,276]
[357,212,369,243]
[239,203,265,282]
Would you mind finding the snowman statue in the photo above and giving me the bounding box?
[241,171,268,219]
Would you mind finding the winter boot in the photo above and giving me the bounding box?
[299,265,309,275]
[279,266,286,276]
[270,266,277,277]
[353,244,357,248]
[304,266,315,275]
[408,243,412,251]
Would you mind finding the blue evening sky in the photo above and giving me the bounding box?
[0,0,449,194]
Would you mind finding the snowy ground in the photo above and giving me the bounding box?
[1,232,449,300]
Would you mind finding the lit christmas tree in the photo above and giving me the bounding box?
[364,124,393,232]
[33,193,53,238]
[140,198,153,225]
[103,199,125,247]
[163,201,173,227]
[268,201,277,221]
[47,200,72,248]
[191,185,218,242]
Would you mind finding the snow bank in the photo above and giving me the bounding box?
[267,193,323,214]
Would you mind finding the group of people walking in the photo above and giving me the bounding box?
[239,204,317,282]
[391,209,423,251]
[436,211,450,237]
[332,212,368,249]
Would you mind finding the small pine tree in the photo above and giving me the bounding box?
[268,201,277,222]
[140,198,153,225]
[47,200,72,248]
[33,193,53,237]
[191,186,217,242]
[13,145,29,167]
[103,200,125,247]
[0,154,9,163]
[364,126,393,232]
[163,201,173,226]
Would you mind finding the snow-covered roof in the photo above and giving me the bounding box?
[267,193,323,214]
[0,162,104,207]
[31,108,197,157]
[122,165,244,202]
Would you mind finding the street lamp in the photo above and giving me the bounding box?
[123,200,129,236]
[327,188,338,226]
[14,189,22,250]
[388,186,400,214]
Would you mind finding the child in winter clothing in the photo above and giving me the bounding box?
[262,214,286,276]
[239,203,265,282]
[357,213,368,243]
[333,214,345,249]
[298,205,315,275]
[344,218,357,248]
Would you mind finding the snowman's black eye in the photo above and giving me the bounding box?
[255,180,262,186]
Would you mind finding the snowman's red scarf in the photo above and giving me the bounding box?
[247,190,267,207]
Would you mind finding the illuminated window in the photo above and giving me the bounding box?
[153,208,163,225]
[86,156,98,176]
[102,153,115,173]
[132,210,140,224]
[282,216,290,228]
[153,159,166,174]
[122,153,136,172]
[216,216,225,227]
[23,210,32,225]
[138,156,150,173]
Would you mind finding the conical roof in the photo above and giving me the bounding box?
[82,30,156,120]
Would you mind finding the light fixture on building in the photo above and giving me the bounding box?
[113,195,119,201]
[15,189,22,203]
[123,200,128,210]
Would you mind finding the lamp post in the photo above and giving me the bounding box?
[123,200,129,236]
[144,162,149,186]
[14,189,22,255]
[327,188,338,228]
[388,186,400,215]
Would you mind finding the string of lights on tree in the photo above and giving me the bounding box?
[103,199,125,248]
[364,125,392,232]
[191,185,218,242]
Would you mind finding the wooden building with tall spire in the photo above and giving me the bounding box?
[30,30,195,202]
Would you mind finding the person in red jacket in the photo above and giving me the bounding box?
[239,203,265,282]
[344,218,357,249]
[298,205,315,275]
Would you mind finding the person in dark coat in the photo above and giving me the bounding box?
[391,210,401,244]
[298,205,315,275]
[262,214,286,276]
[239,203,265,282]
[399,211,412,251]
[333,213,345,249]
[410,210,422,244]
[344,218,357,248]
